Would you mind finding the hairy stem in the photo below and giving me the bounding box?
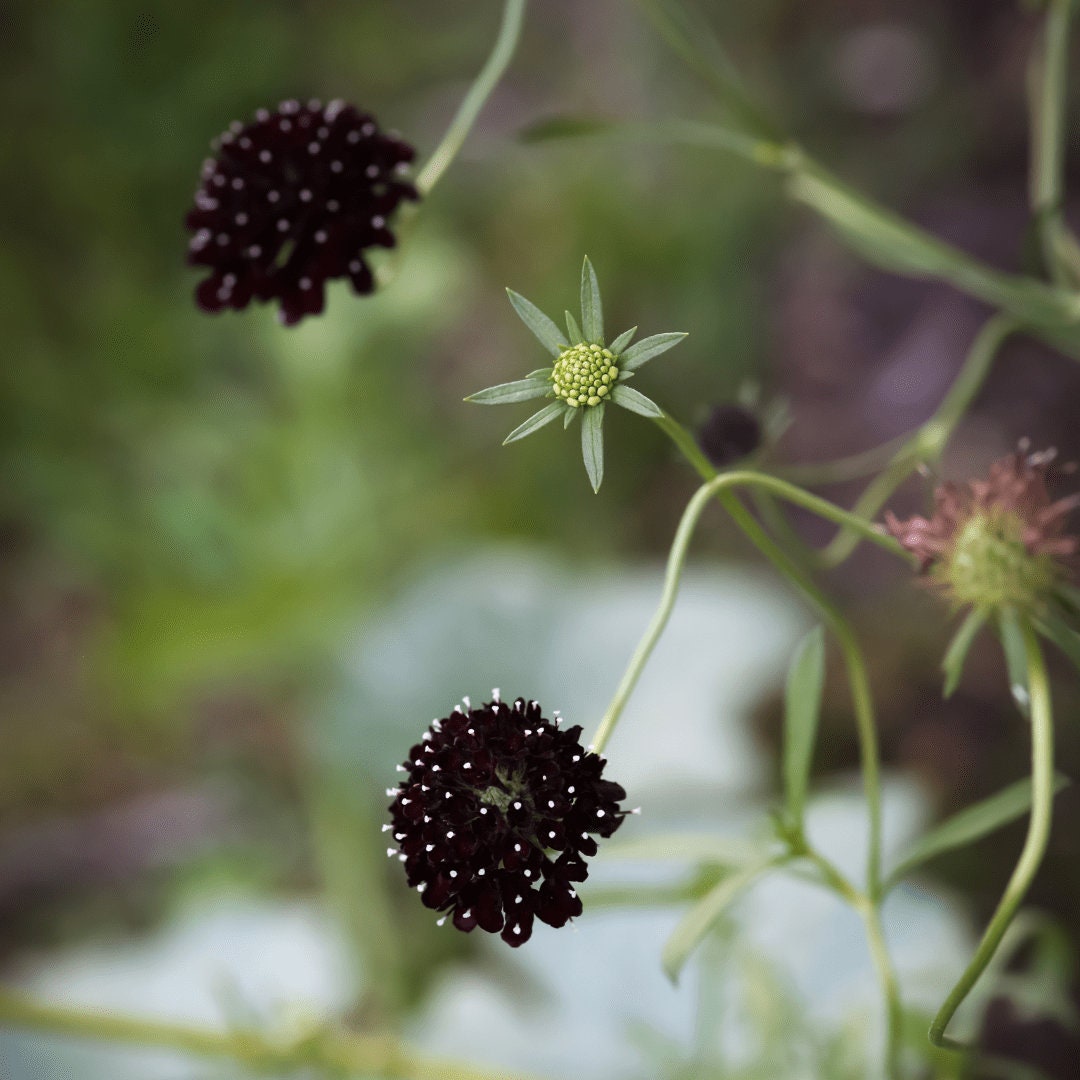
[929,620,1056,1051]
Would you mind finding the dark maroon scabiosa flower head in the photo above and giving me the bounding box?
[185,99,419,326]
[386,693,630,947]
[885,445,1080,614]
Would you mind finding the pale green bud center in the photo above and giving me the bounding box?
[943,510,1056,612]
[551,343,619,408]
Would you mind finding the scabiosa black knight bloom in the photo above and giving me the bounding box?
[185,99,419,326]
[386,693,630,947]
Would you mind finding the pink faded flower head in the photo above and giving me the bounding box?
[885,445,1080,613]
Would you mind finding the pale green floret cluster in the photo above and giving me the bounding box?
[942,510,1056,613]
[552,343,620,407]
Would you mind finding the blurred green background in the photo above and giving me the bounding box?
[3,2,1080,1077]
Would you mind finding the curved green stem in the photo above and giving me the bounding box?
[591,466,911,756]
[794,843,902,1076]
[858,897,904,1078]
[818,313,1020,568]
[1031,0,1077,286]
[929,620,1056,1051]
[594,438,904,904]
[0,988,545,1080]
[414,0,527,196]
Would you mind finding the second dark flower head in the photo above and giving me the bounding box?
[185,99,418,326]
[387,694,630,947]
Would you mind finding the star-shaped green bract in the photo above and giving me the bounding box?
[465,257,687,492]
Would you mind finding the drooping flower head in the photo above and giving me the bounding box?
[386,694,629,947]
[466,257,687,491]
[885,445,1079,615]
[185,99,418,325]
[697,404,762,467]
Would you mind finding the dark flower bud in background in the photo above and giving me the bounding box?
[386,694,630,947]
[885,445,1079,615]
[697,404,762,467]
[185,99,419,326]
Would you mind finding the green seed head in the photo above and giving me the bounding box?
[940,509,1057,613]
[551,342,618,408]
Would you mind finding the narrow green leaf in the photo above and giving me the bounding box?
[886,774,1071,890]
[581,403,605,491]
[661,861,774,983]
[998,608,1031,716]
[465,378,552,405]
[610,383,664,418]
[782,625,826,825]
[619,332,688,372]
[580,256,604,343]
[524,367,553,379]
[563,406,580,429]
[609,326,638,355]
[1035,612,1080,678]
[506,289,566,357]
[565,310,583,344]
[503,401,566,444]
[942,609,988,697]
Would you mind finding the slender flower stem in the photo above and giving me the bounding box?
[590,464,911,755]
[414,0,527,196]
[817,314,1020,568]
[647,417,892,898]
[858,897,904,1079]
[0,988,545,1080]
[929,620,1056,1051]
[595,433,909,906]
[1031,0,1077,286]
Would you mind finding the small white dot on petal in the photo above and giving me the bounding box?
[308,141,320,154]
[330,160,343,173]
[247,245,262,257]
[234,212,248,226]
[216,233,229,246]
[365,164,379,179]
[371,215,385,228]
[223,273,236,287]
[267,190,280,203]
[280,119,292,132]
[346,130,361,144]
[348,260,361,272]
[446,830,455,839]
[231,177,244,190]
[513,801,522,810]
[259,150,272,164]
[277,219,289,232]
[327,199,340,212]
[255,108,269,122]
[299,189,312,202]
[361,121,375,135]
[238,136,251,149]
[317,126,329,138]
[449,870,458,878]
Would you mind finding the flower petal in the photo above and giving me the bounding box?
[579,256,604,344]
[506,289,566,356]
[610,384,663,418]
[619,332,688,372]
[503,401,568,444]
[466,378,553,405]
